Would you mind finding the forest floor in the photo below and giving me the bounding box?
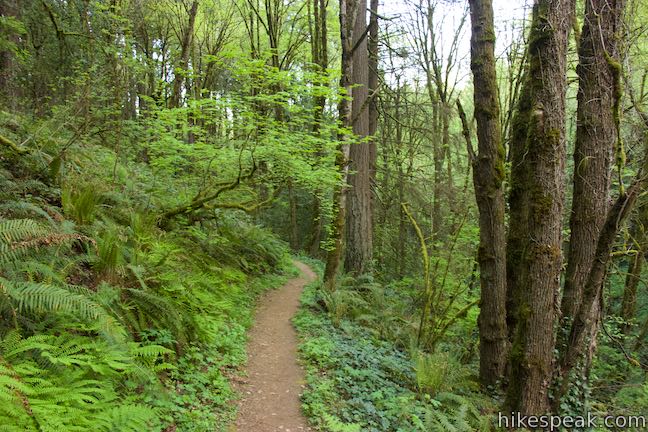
[232,261,316,432]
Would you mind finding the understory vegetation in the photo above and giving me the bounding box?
[0,112,292,430]
[296,261,648,431]
[295,262,494,432]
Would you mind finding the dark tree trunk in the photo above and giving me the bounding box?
[308,195,324,256]
[467,0,509,388]
[554,0,626,407]
[324,0,360,285]
[505,0,574,414]
[307,0,329,256]
[561,0,623,324]
[559,182,641,397]
[368,0,379,184]
[344,0,373,275]
[288,180,299,251]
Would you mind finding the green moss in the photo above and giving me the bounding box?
[530,188,553,223]
[527,1,553,57]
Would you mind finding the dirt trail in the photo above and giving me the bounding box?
[233,261,316,432]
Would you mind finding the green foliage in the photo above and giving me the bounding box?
[295,274,493,432]
[62,186,103,226]
[0,103,293,430]
[0,331,166,431]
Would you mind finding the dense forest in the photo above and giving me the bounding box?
[0,0,646,430]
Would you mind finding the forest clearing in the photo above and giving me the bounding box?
[0,0,647,431]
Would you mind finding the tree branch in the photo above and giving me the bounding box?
[0,134,29,155]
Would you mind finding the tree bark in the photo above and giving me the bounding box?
[368,0,379,184]
[559,181,641,396]
[288,180,299,251]
[324,0,360,285]
[561,0,623,325]
[466,0,509,388]
[505,0,574,414]
[554,0,626,407]
[307,0,329,256]
[344,0,373,275]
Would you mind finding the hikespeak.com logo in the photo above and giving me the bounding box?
[498,411,646,430]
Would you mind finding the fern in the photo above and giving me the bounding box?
[3,279,94,317]
[424,392,489,432]
[0,219,51,244]
[0,332,164,431]
[93,404,160,431]
[0,278,125,340]
[61,186,103,225]
[0,218,91,265]
[0,201,58,224]
[123,287,185,337]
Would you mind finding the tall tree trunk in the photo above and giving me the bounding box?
[430,99,441,242]
[308,195,324,256]
[554,0,626,407]
[307,0,329,256]
[559,181,641,397]
[344,0,373,275]
[395,90,406,277]
[466,0,509,388]
[288,180,299,251]
[561,0,622,325]
[505,0,574,414]
[432,106,447,244]
[324,0,360,286]
[170,1,198,109]
[368,0,379,184]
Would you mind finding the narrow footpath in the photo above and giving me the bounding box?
[233,261,316,432]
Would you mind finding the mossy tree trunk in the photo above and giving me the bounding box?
[368,0,379,185]
[504,0,574,414]
[467,0,509,389]
[561,0,623,329]
[554,0,626,406]
[558,181,641,398]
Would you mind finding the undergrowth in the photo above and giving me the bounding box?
[0,112,292,431]
[294,262,495,432]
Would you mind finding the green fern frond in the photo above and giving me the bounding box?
[130,344,173,359]
[94,404,160,431]
[0,218,93,265]
[0,201,57,225]
[0,219,47,244]
[2,334,56,359]
[0,279,125,340]
[123,287,185,335]
[62,186,103,225]
[2,278,102,320]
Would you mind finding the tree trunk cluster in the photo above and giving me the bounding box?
[467,0,630,414]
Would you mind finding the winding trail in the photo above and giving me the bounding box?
[233,261,316,432]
